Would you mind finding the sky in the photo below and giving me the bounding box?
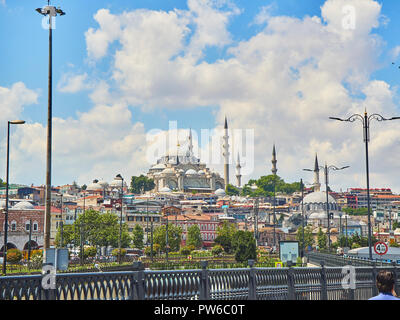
[0,0,400,192]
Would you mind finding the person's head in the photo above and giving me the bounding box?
[376,270,396,294]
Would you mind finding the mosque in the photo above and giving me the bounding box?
[146,118,240,194]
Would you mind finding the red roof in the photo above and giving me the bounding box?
[34,206,61,213]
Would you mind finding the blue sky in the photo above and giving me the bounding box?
[1,0,400,190]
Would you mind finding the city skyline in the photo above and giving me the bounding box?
[1,0,400,192]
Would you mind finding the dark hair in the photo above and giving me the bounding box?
[376,270,395,293]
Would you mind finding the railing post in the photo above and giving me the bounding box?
[287,261,296,300]
[371,262,378,297]
[132,261,145,300]
[392,261,398,295]
[248,259,257,300]
[200,260,210,300]
[320,261,328,300]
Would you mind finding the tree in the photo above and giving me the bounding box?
[317,228,327,250]
[296,225,314,250]
[153,224,182,253]
[231,230,257,263]
[0,178,6,188]
[211,244,224,256]
[55,210,131,249]
[187,225,202,249]
[226,184,240,196]
[84,246,97,259]
[214,221,237,254]
[132,225,144,249]
[240,175,301,197]
[130,175,155,194]
[342,208,368,216]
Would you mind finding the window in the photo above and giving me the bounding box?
[33,222,38,231]
[11,221,17,231]
[26,222,30,231]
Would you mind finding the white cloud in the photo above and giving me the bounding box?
[57,73,91,93]
[4,0,400,193]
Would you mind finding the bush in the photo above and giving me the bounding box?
[84,246,97,259]
[111,248,127,257]
[180,246,192,256]
[29,250,43,269]
[7,249,23,264]
[211,245,224,256]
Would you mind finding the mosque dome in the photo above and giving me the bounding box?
[87,179,103,191]
[98,179,108,188]
[309,212,327,220]
[303,191,336,204]
[109,177,127,188]
[198,170,205,175]
[160,186,172,193]
[186,169,198,175]
[215,188,226,196]
[162,168,175,174]
[13,201,35,210]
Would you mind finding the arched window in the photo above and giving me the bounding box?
[25,221,31,232]
[33,221,38,232]
[11,221,17,231]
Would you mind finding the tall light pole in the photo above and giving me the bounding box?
[271,144,277,251]
[2,120,25,275]
[115,174,124,264]
[330,111,400,259]
[300,179,305,258]
[304,163,349,252]
[36,2,65,259]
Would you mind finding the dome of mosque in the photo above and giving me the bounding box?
[160,187,172,193]
[303,191,336,204]
[87,179,103,191]
[162,168,175,174]
[215,188,226,196]
[186,169,198,175]
[12,201,35,210]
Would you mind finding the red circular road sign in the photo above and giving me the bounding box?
[374,242,388,256]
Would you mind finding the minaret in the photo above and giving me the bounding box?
[272,144,277,175]
[314,154,321,192]
[223,116,230,189]
[236,153,242,187]
[187,128,193,159]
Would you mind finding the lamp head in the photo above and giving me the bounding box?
[329,117,343,121]
[9,120,25,125]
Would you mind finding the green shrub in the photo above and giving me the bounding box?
[211,245,224,256]
[111,248,127,257]
[7,249,23,264]
[179,246,192,256]
[84,246,97,259]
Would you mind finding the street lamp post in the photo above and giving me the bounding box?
[2,120,25,275]
[36,2,65,260]
[304,163,349,252]
[300,179,305,258]
[115,174,124,264]
[60,193,63,248]
[330,111,400,259]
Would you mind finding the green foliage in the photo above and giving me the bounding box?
[226,184,240,196]
[84,246,97,259]
[187,225,202,249]
[232,230,257,263]
[7,249,23,263]
[296,225,314,249]
[240,175,301,197]
[132,224,144,249]
[55,210,132,249]
[0,178,6,188]
[393,221,400,230]
[211,244,224,256]
[179,246,192,256]
[111,248,127,257]
[317,228,327,250]
[390,242,400,248]
[130,175,155,194]
[153,224,183,253]
[214,221,237,254]
[342,207,369,216]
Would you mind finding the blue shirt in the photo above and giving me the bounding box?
[369,293,400,300]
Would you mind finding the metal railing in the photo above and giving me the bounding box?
[306,251,395,267]
[1,260,398,300]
